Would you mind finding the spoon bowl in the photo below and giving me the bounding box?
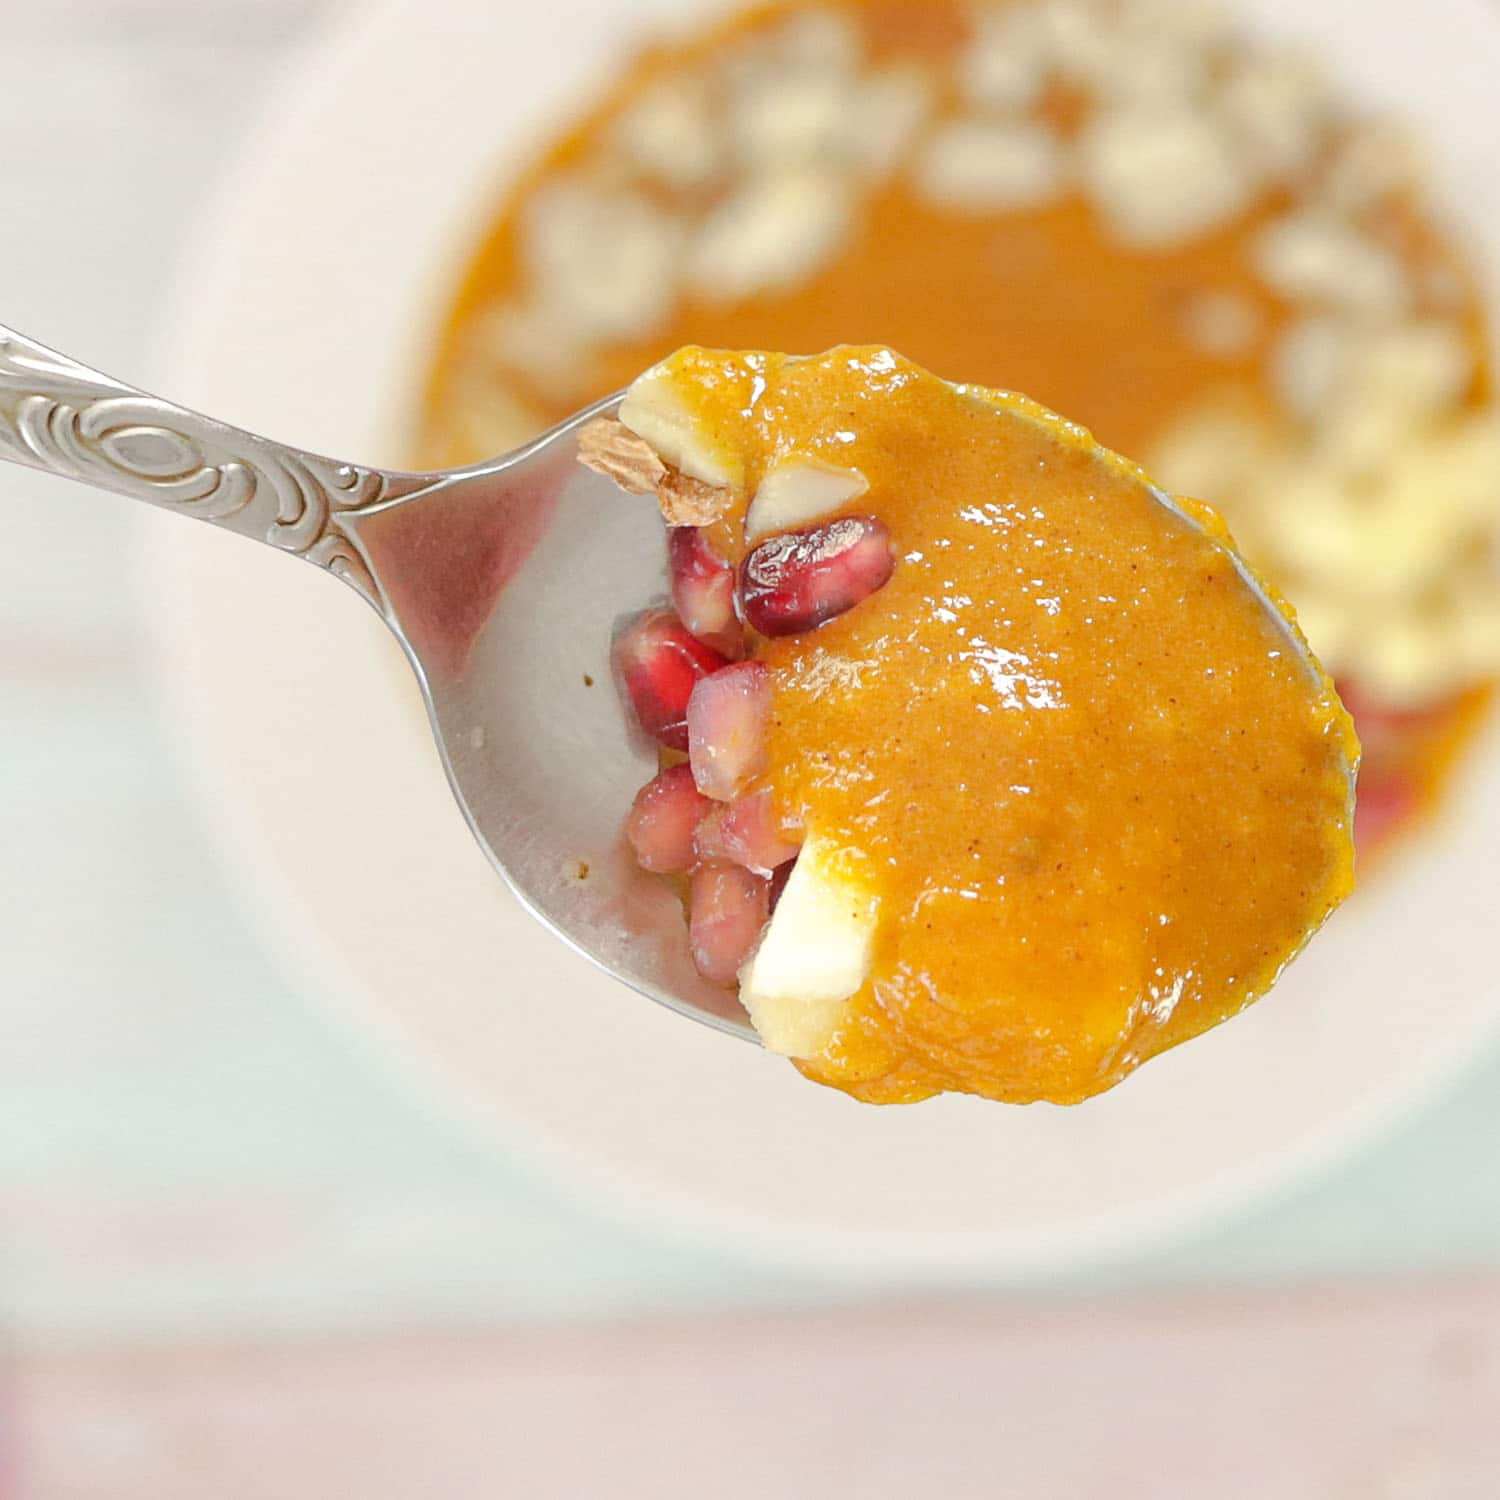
[0,325,1346,1054]
[0,326,753,1041]
[345,395,759,1040]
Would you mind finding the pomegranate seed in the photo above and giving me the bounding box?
[689,864,771,986]
[626,765,714,874]
[694,789,801,876]
[694,793,794,875]
[614,609,729,750]
[669,528,743,658]
[687,662,772,801]
[739,515,895,637]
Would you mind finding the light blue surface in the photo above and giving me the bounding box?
[1,0,1497,1343]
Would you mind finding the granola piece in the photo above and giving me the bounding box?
[578,417,734,527]
[578,417,667,495]
[658,470,735,527]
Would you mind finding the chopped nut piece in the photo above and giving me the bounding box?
[916,120,1065,212]
[578,417,733,526]
[1041,0,1208,103]
[1117,0,1229,49]
[1323,120,1424,214]
[747,459,871,540]
[731,72,855,167]
[1219,51,1329,179]
[1254,212,1410,317]
[522,178,684,343]
[848,66,934,179]
[578,417,667,495]
[1272,317,1348,421]
[1088,35,1208,106]
[684,167,856,304]
[471,301,591,402]
[960,6,1049,112]
[1313,324,1476,473]
[1037,0,1118,85]
[771,9,862,75]
[619,367,742,487]
[1078,107,1253,249]
[1351,321,1474,424]
[1148,404,1275,500]
[612,78,724,190]
[658,470,735,527]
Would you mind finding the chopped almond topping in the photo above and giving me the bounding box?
[578,416,734,526]
[578,417,667,495]
[658,470,735,527]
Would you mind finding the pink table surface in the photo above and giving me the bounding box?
[15,1276,1500,1499]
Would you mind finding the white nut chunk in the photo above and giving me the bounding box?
[1038,0,1120,85]
[916,120,1066,213]
[1147,404,1275,501]
[746,459,870,540]
[1042,0,1211,104]
[521,178,683,343]
[730,72,856,168]
[1078,107,1253,249]
[960,5,1050,111]
[1311,322,1476,474]
[1350,321,1474,426]
[738,836,878,1059]
[468,301,591,401]
[848,66,934,179]
[1323,120,1424,214]
[1219,51,1329,179]
[685,167,856,304]
[618,365,742,489]
[767,8,863,76]
[1117,0,1230,49]
[1271,317,1348,421]
[1253,212,1410,318]
[612,78,724,190]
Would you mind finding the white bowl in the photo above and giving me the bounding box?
[148,0,1500,1281]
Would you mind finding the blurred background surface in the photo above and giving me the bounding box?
[1,0,1498,1493]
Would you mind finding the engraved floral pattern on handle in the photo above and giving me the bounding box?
[0,326,430,606]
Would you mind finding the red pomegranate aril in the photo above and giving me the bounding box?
[739,515,896,638]
[689,863,771,986]
[614,609,730,750]
[687,661,772,801]
[627,765,715,874]
[669,527,743,658]
[694,789,801,876]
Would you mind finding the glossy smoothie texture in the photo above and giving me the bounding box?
[627,346,1357,1105]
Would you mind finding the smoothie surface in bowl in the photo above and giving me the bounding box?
[151,0,1500,1277]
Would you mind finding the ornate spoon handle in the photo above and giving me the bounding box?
[0,323,434,607]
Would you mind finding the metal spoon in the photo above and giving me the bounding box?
[0,323,755,1042]
[0,326,1350,1052]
